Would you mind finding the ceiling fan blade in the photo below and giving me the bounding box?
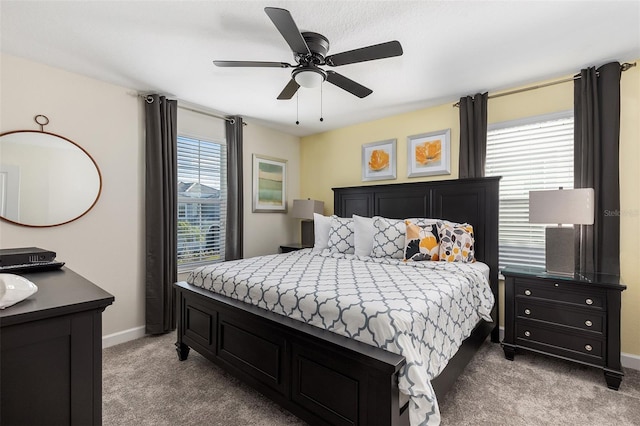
[325,71,372,98]
[325,40,403,67]
[277,79,300,100]
[213,60,292,68]
[264,7,310,55]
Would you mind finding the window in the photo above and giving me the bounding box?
[177,135,226,269]
[485,112,574,270]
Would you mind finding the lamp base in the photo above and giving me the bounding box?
[545,226,575,276]
[301,220,314,248]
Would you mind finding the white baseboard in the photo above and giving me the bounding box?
[102,326,146,349]
[497,326,639,371]
[621,352,640,371]
[102,325,640,370]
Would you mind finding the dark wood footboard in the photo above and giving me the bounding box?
[175,281,409,426]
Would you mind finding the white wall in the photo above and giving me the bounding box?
[1,53,301,341]
[0,53,145,337]
[243,123,300,258]
[177,105,225,142]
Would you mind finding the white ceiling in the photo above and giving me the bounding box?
[1,1,639,137]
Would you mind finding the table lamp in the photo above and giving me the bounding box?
[529,188,594,276]
[292,199,324,247]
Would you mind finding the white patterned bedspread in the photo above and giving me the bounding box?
[187,249,495,426]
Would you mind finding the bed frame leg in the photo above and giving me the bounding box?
[175,341,190,361]
[491,324,500,343]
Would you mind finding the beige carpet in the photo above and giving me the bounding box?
[103,332,640,425]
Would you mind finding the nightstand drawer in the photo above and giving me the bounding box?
[516,300,605,333]
[516,322,604,364]
[515,279,605,308]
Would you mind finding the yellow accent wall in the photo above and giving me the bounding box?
[300,61,640,358]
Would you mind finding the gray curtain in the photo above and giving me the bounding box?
[459,92,488,178]
[145,94,178,334]
[225,116,244,261]
[574,62,621,275]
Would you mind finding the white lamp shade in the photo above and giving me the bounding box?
[292,199,324,220]
[529,188,595,225]
[294,70,324,88]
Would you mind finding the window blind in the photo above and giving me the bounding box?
[485,113,574,270]
[177,135,227,269]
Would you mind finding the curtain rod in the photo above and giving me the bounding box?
[139,94,245,125]
[452,62,636,108]
[177,104,247,126]
[178,104,233,123]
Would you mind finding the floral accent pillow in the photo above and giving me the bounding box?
[437,221,475,262]
[403,220,440,261]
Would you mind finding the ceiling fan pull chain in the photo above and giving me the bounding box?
[320,82,324,122]
[296,92,300,125]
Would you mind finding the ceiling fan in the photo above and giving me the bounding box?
[213,7,403,100]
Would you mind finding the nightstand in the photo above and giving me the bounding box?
[279,243,312,253]
[501,266,626,390]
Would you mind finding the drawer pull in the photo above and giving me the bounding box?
[524,330,531,337]
[585,320,593,327]
[524,289,532,296]
[554,283,559,287]
[524,309,531,315]
[585,298,593,305]
[585,344,593,352]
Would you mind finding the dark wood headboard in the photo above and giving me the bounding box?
[333,177,500,334]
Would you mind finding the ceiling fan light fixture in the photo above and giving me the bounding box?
[293,67,326,88]
[213,8,401,100]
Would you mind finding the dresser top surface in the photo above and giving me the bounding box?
[502,266,626,290]
[0,267,114,326]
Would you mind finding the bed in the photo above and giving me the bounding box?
[174,177,500,426]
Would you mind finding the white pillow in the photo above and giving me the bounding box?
[353,215,375,257]
[313,213,333,251]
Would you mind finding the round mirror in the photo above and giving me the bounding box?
[0,130,102,227]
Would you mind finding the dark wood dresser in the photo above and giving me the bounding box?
[502,266,626,390]
[0,267,114,425]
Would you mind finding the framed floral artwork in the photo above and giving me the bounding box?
[361,139,396,181]
[252,154,287,212]
[407,129,451,177]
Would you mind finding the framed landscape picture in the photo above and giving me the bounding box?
[361,139,397,181]
[407,129,451,177]
[252,154,287,213]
